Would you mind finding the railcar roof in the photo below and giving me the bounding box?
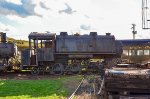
[28,32,56,40]
[118,39,150,46]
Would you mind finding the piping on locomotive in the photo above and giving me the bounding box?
[21,32,122,75]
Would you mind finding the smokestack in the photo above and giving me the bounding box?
[0,32,7,43]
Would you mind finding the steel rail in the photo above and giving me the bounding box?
[68,77,85,99]
[97,77,105,95]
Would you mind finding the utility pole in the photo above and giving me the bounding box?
[131,24,137,39]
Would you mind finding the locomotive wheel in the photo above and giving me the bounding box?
[31,67,39,75]
[52,63,64,75]
[70,64,80,74]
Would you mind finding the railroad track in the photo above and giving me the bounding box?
[68,77,84,99]
[68,75,102,99]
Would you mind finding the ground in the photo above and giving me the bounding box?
[0,73,82,99]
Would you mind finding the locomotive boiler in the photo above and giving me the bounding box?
[0,32,17,71]
[21,32,122,75]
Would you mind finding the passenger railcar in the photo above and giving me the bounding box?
[119,39,150,63]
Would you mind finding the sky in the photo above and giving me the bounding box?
[0,0,150,40]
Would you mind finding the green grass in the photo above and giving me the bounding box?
[0,76,82,99]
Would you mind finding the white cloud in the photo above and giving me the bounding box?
[0,22,16,31]
[0,23,9,31]
[0,22,21,39]
[39,2,50,10]
[58,3,76,14]
[6,0,22,5]
[0,0,42,18]
[80,25,91,30]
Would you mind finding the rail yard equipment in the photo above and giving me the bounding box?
[104,63,150,99]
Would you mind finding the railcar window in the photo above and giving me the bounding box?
[144,50,149,55]
[131,50,136,56]
[137,50,144,55]
[129,50,135,56]
[128,50,132,56]
[128,50,136,56]
[123,50,128,56]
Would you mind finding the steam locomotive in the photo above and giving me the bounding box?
[21,32,122,75]
[0,32,18,72]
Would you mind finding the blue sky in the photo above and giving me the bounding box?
[0,0,150,40]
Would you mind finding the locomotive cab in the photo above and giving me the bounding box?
[21,32,56,69]
[29,32,55,66]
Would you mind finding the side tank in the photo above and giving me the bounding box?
[56,32,118,54]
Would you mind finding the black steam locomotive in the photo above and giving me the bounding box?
[0,32,18,72]
[21,32,122,75]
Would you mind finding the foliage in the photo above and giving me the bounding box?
[7,37,29,50]
[7,37,43,50]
